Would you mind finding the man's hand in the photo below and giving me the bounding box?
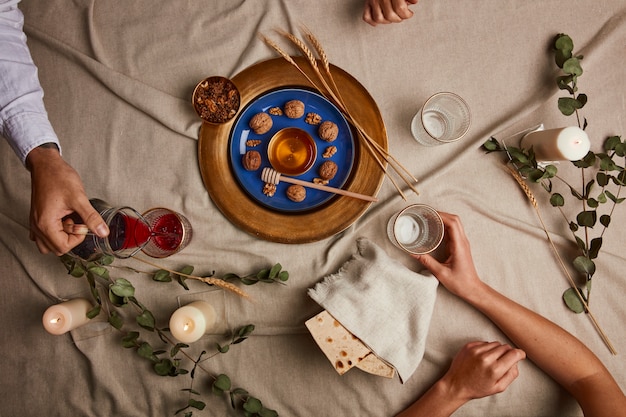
[26,145,108,255]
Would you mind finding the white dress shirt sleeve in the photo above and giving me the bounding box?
[0,0,61,165]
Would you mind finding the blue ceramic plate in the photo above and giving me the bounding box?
[229,88,355,212]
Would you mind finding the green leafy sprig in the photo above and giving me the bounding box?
[60,254,287,416]
[482,33,625,315]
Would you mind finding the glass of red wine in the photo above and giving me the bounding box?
[140,208,193,258]
[67,199,152,261]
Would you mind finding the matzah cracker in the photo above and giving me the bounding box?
[305,310,370,375]
[356,352,395,378]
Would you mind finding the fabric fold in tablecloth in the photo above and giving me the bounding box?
[308,238,438,383]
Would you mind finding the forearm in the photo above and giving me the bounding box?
[0,1,60,164]
[395,379,466,417]
[463,281,618,397]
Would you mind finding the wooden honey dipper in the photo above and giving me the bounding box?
[261,167,378,203]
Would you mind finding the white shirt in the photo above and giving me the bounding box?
[0,0,60,165]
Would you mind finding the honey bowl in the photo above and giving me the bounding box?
[192,76,240,124]
[267,127,317,176]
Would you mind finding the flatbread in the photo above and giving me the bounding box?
[305,310,370,374]
[356,352,395,378]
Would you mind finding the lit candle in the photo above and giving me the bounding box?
[42,298,93,335]
[169,301,217,343]
[520,126,590,161]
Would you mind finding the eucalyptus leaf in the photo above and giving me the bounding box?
[562,57,583,76]
[86,304,101,319]
[188,399,206,411]
[603,135,621,151]
[110,278,135,298]
[68,262,86,277]
[571,151,596,168]
[563,287,585,314]
[549,193,565,207]
[121,331,140,348]
[154,358,175,376]
[88,266,109,279]
[269,263,282,279]
[137,342,156,361]
[214,374,232,391]
[482,137,501,152]
[556,75,574,92]
[600,214,611,227]
[108,310,124,329]
[153,269,172,282]
[573,256,596,276]
[259,407,279,417]
[171,343,189,357]
[558,97,582,116]
[243,397,263,413]
[589,237,603,259]
[596,172,609,186]
[554,34,573,55]
[137,309,156,331]
[576,210,596,227]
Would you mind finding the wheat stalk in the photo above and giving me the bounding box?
[133,256,251,299]
[506,164,616,354]
[262,29,419,198]
[296,27,421,195]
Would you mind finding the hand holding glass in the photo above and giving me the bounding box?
[387,204,444,255]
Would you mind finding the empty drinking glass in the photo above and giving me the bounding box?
[410,92,471,146]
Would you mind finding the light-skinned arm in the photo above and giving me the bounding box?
[402,212,626,417]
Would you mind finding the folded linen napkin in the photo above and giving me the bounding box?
[308,238,438,383]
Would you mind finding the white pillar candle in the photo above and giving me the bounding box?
[42,298,93,335]
[169,301,217,343]
[520,126,590,161]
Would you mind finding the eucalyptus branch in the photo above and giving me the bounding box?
[59,254,286,416]
[482,33,624,354]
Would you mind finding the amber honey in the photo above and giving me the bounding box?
[267,127,317,176]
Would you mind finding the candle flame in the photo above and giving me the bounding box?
[49,317,61,324]
[183,322,190,332]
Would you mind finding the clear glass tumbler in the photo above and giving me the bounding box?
[387,204,444,255]
[410,92,471,146]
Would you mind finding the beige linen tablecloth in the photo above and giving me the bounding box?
[1,1,625,416]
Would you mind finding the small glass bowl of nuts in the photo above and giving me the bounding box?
[192,76,240,124]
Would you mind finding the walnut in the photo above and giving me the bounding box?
[269,107,283,116]
[322,145,337,158]
[318,160,338,180]
[249,112,273,135]
[318,121,338,142]
[313,178,329,185]
[246,139,262,147]
[262,182,276,197]
[284,99,305,119]
[286,185,306,202]
[242,150,261,171]
[305,112,322,125]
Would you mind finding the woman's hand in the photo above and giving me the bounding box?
[439,341,526,402]
[412,212,482,299]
